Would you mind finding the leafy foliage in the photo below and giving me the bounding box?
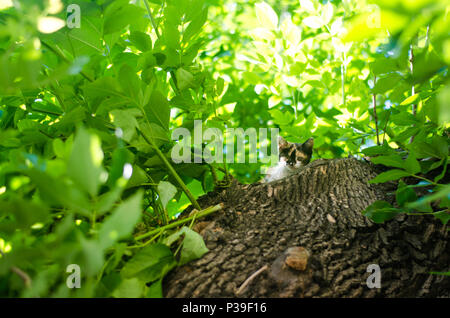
[0,0,448,296]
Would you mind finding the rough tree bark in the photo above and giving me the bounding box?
[163,158,449,297]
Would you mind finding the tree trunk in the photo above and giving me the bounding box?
[163,158,449,297]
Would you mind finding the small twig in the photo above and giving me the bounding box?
[134,203,223,241]
[410,44,416,117]
[291,88,297,119]
[372,75,380,145]
[0,249,31,288]
[409,40,417,144]
[128,229,164,249]
[341,53,346,106]
[382,110,391,144]
[143,0,161,38]
[11,267,32,288]
[136,127,201,211]
[235,265,269,296]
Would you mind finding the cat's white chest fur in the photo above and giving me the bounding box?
[264,159,300,182]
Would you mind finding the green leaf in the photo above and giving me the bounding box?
[404,154,421,174]
[321,3,334,24]
[396,181,417,207]
[95,186,124,217]
[84,76,122,97]
[53,138,66,159]
[369,57,401,75]
[216,77,225,96]
[176,68,196,91]
[129,31,152,52]
[409,140,442,159]
[395,127,421,142]
[372,74,402,94]
[17,118,40,132]
[302,16,324,29]
[110,109,140,142]
[391,112,418,126]
[369,169,411,184]
[143,90,170,131]
[431,136,449,159]
[46,15,103,56]
[67,127,104,197]
[121,243,175,281]
[164,226,209,265]
[370,155,404,169]
[433,211,450,225]
[427,158,445,172]
[79,237,104,276]
[100,273,122,294]
[362,144,396,156]
[107,147,133,187]
[157,181,177,209]
[27,169,91,216]
[269,109,294,126]
[362,201,401,223]
[179,227,209,265]
[163,23,180,50]
[104,3,143,35]
[98,191,143,249]
[242,71,260,85]
[137,122,170,147]
[146,279,163,298]
[118,65,141,106]
[437,85,450,125]
[183,5,208,43]
[422,96,439,124]
[164,4,182,25]
[400,94,420,106]
[302,80,325,88]
[112,278,145,298]
[125,164,149,189]
[54,107,87,131]
[255,2,278,30]
[289,62,306,76]
[0,197,49,232]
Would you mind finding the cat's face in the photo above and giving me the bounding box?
[278,136,314,169]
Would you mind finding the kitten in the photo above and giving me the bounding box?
[264,136,314,182]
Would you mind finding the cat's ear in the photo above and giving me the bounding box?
[302,138,314,153]
[278,136,288,147]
